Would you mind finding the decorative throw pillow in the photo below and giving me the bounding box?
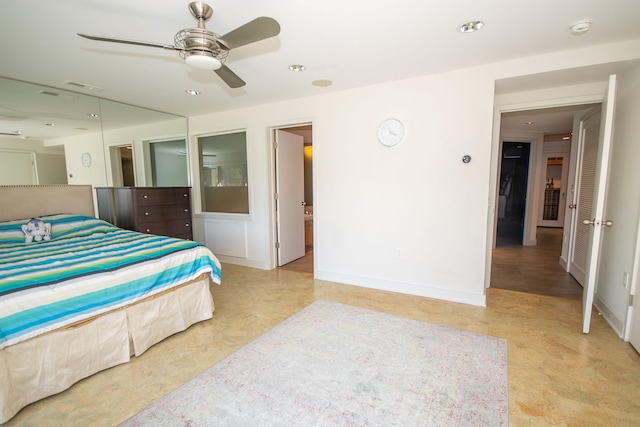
[21,218,52,244]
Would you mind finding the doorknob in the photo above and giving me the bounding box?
[569,204,577,209]
[301,201,306,206]
[582,219,614,227]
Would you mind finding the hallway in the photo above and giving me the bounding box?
[491,227,583,299]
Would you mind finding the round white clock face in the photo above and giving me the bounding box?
[81,152,92,167]
[377,118,405,147]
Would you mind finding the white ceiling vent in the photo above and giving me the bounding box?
[64,81,105,92]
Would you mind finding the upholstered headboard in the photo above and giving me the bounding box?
[0,185,95,222]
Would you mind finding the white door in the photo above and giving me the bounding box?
[0,150,37,184]
[581,75,618,334]
[568,110,600,286]
[275,130,305,266]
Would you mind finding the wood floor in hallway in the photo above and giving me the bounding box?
[491,227,583,299]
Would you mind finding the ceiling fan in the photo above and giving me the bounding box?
[78,2,280,88]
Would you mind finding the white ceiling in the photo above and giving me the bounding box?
[1,0,639,137]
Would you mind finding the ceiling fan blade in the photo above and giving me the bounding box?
[214,65,246,88]
[78,33,178,51]
[217,17,280,50]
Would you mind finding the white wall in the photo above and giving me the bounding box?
[0,138,66,184]
[189,65,495,306]
[49,132,107,187]
[189,39,640,307]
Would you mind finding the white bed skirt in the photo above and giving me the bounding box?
[0,276,214,424]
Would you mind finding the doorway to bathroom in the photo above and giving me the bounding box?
[272,123,314,273]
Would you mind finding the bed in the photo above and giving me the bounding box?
[0,185,222,424]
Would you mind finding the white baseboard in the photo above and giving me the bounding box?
[594,294,624,337]
[315,270,486,307]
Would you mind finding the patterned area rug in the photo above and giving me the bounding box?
[120,300,508,426]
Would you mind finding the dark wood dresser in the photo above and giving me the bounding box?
[96,187,192,240]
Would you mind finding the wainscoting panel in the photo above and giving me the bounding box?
[204,219,248,259]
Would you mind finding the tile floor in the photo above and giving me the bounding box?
[5,257,640,426]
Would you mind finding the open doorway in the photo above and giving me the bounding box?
[109,144,135,186]
[490,106,592,299]
[273,124,314,273]
[496,142,531,247]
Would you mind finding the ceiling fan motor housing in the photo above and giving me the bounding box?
[175,28,229,69]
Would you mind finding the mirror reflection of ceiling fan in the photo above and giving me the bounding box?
[78,2,280,88]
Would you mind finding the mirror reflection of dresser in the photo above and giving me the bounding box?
[96,187,192,240]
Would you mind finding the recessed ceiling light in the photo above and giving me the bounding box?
[570,21,591,35]
[186,89,201,95]
[289,64,306,72]
[459,20,484,33]
[87,113,99,118]
[312,79,332,87]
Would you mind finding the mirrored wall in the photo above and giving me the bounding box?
[0,77,188,187]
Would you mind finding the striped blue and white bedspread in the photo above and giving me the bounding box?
[0,215,221,351]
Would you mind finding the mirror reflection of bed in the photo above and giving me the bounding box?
[0,185,222,424]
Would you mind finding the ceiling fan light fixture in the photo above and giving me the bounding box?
[185,53,222,70]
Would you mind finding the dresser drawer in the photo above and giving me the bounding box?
[137,219,192,238]
[134,188,190,206]
[135,204,190,223]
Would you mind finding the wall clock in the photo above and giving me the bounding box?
[81,152,92,167]
[377,118,405,147]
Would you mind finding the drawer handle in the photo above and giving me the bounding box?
[185,223,190,227]
[145,212,149,216]
[143,195,148,199]
[146,228,151,233]
[184,208,188,212]
[183,193,187,197]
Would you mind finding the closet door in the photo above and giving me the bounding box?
[568,110,600,286]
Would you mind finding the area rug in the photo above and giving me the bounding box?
[120,300,508,426]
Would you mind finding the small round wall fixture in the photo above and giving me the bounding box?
[377,118,405,147]
[81,152,92,167]
[462,155,472,163]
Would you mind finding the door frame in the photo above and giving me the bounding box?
[485,94,604,290]
[267,121,315,271]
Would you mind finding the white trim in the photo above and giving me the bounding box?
[594,294,623,337]
[623,199,640,341]
[315,270,487,307]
